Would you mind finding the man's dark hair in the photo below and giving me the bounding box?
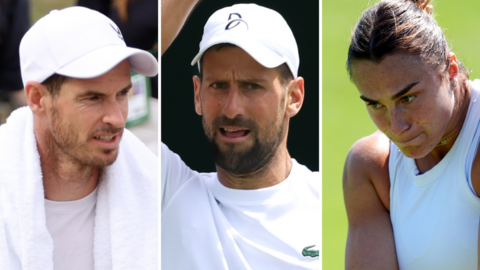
[199,43,294,86]
[42,74,69,97]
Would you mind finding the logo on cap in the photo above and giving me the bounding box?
[225,13,248,30]
[110,23,124,41]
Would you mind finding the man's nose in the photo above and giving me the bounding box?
[103,99,127,128]
[222,86,245,119]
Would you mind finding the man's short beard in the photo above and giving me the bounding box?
[46,104,122,168]
[203,115,284,176]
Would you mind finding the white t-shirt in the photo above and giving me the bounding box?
[388,80,480,269]
[45,188,97,270]
[161,144,320,269]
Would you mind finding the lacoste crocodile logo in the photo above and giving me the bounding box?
[302,245,319,258]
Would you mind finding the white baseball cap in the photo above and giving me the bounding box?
[191,4,299,78]
[19,6,158,87]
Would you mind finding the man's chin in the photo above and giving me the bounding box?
[100,148,119,165]
[210,143,269,175]
[215,138,254,152]
[82,148,119,167]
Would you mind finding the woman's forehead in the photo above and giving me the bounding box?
[351,55,431,81]
[351,54,442,95]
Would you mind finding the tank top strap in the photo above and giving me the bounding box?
[388,141,400,195]
[456,80,480,169]
[462,80,480,207]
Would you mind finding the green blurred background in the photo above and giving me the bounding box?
[31,0,75,23]
[323,0,480,269]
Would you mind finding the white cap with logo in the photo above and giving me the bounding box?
[191,4,299,78]
[19,6,158,87]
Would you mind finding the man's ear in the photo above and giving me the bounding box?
[285,77,305,118]
[25,81,51,116]
[193,75,202,115]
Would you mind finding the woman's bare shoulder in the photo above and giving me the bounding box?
[344,130,391,210]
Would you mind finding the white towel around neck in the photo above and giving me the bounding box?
[0,107,158,270]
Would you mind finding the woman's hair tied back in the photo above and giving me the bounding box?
[346,0,470,79]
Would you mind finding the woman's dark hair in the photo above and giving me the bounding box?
[347,0,469,79]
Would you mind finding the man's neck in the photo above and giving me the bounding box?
[41,158,100,201]
[216,148,293,190]
[36,132,100,201]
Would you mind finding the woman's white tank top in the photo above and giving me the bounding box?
[389,80,480,269]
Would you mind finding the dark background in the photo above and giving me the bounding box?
[161,0,319,172]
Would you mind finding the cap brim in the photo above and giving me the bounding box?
[191,34,285,69]
[56,45,158,79]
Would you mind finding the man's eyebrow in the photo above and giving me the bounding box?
[77,83,132,97]
[202,76,227,82]
[77,90,106,98]
[121,83,133,92]
[201,77,267,84]
[236,78,267,84]
[359,81,420,103]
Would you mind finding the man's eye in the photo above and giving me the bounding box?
[212,82,228,89]
[246,83,261,90]
[86,96,99,101]
[118,89,130,96]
